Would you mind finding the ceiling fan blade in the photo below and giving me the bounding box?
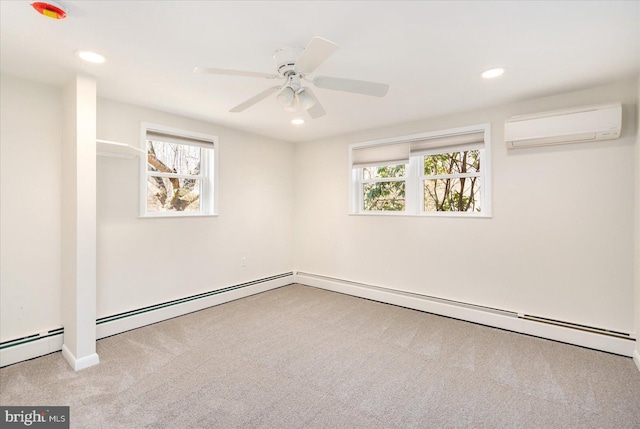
[304,89,326,119]
[294,37,339,74]
[230,86,281,112]
[194,67,278,79]
[313,76,389,97]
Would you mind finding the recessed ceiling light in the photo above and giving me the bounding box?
[291,118,305,125]
[481,67,505,79]
[76,50,107,64]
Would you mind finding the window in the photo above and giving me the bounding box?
[140,123,217,217]
[350,125,490,216]
[362,164,406,211]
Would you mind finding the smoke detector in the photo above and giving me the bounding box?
[31,1,67,20]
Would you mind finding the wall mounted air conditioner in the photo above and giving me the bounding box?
[505,103,622,149]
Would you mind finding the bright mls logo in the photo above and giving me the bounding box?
[0,407,69,428]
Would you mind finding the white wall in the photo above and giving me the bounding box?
[1,72,636,359]
[294,78,638,335]
[96,99,295,318]
[1,75,295,343]
[0,75,63,342]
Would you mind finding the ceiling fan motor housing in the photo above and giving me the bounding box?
[273,47,304,76]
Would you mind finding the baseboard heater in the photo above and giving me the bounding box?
[518,314,630,340]
[0,327,64,351]
[0,272,293,367]
[294,272,635,356]
[96,272,293,326]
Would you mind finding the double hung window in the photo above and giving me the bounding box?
[141,123,217,217]
[350,125,490,216]
[354,142,410,212]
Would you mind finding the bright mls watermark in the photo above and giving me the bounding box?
[1,407,69,428]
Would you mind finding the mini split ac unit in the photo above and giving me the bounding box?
[504,103,622,149]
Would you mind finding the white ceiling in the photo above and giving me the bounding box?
[1,1,638,143]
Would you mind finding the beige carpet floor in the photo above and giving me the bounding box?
[1,284,639,428]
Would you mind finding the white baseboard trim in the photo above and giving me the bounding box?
[1,273,293,368]
[633,348,640,372]
[61,345,99,371]
[295,272,635,357]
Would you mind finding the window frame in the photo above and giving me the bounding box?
[140,122,218,218]
[349,124,492,218]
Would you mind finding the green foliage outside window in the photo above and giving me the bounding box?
[362,164,406,211]
[360,151,482,213]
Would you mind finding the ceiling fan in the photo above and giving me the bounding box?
[194,37,389,119]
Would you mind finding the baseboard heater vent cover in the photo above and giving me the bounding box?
[294,271,635,356]
[1,272,293,367]
[295,271,518,317]
[97,272,293,325]
[0,327,64,351]
[520,314,632,340]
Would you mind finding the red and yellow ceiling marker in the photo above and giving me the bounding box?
[31,1,67,20]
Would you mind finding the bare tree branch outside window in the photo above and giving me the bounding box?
[423,150,481,212]
[146,140,201,212]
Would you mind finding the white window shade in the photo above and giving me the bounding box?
[146,130,215,149]
[409,131,484,157]
[352,142,410,168]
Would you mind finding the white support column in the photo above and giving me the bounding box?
[61,74,99,371]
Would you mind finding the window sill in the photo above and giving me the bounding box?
[139,213,218,219]
[348,212,492,219]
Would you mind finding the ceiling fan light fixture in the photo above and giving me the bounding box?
[297,88,317,110]
[276,86,295,108]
